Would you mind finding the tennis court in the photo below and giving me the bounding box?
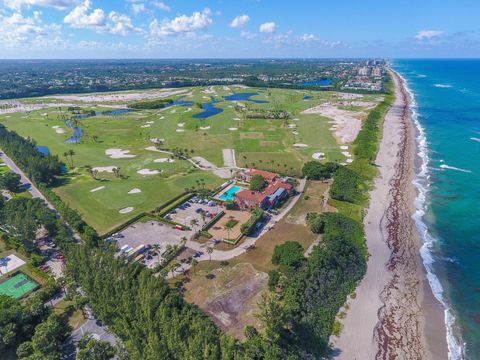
[0,273,39,299]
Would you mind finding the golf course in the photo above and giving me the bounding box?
[0,85,379,234]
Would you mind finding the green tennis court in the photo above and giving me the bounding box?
[0,273,39,299]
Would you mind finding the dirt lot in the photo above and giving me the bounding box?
[184,262,267,340]
[286,180,335,225]
[209,210,250,241]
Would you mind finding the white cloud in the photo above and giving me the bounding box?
[1,0,79,10]
[230,14,249,28]
[131,2,145,15]
[259,21,277,33]
[152,1,169,11]
[63,0,138,36]
[0,10,64,48]
[149,8,212,38]
[240,30,256,39]
[415,30,443,41]
[64,0,105,28]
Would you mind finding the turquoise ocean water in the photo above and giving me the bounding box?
[393,60,480,359]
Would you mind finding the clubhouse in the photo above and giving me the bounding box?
[235,169,293,210]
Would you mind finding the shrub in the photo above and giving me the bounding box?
[271,241,304,269]
[302,161,339,180]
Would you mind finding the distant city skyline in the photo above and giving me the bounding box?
[0,0,479,58]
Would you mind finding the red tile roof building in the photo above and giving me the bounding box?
[234,169,294,210]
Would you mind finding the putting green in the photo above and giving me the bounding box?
[0,273,39,299]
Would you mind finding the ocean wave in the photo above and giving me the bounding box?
[470,137,480,142]
[434,84,453,88]
[400,72,466,360]
[439,164,472,173]
[417,74,427,78]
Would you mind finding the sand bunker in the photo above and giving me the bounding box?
[145,146,161,152]
[176,129,185,132]
[140,124,151,128]
[228,127,238,131]
[150,138,165,143]
[137,169,161,175]
[92,166,116,173]
[233,117,241,121]
[106,149,136,159]
[288,124,297,129]
[340,145,349,150]
[146,121,154,124]
[170,109,177,114]
[177,123,185,127]
[52,125,65,134]
[128,188,141,194]
[342,151,352,158]
[312,152,325,160]
[302,105,364,144]
[199,126,210,130]
[154,158,175,163]
[293,118,300,121]
[293,143,309,148]
[346,158,353,163]
[90,186,105,192]
[119,207,134,214]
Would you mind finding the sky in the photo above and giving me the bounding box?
[0,0,479,58]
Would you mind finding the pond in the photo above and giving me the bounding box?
[192,97,224,119]
[303,95,313,100]
[298,79,332,86]
[223,92,269,104]
[65,109,133,144]
[36,145,50,154]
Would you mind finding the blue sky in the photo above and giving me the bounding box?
[0,0,479,58]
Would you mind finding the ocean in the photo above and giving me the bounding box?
[393,60,480,360]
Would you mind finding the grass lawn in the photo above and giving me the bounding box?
[0,85,366,233]
[53,299,87,330]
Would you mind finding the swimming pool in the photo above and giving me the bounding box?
[218,185,241,201]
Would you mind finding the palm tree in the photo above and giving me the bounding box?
[112,167,121,178]
[191,258,198,275]
[181,236,187,247]
[67,149,75,167]
[224,220,235,241]
[85,165,96,179]
[206,246,213,262]
[152,243,162,263]
[190,218,199,233]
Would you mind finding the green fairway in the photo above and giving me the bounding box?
[0,273,39,299]
[0,85,372,233]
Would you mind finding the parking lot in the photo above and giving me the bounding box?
[166,197,222,230]
[116,220,193,268]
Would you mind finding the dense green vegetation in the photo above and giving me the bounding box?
[301,161,338,180]
[0,124,63,186]
[0,172,21,192]
[240,207,264,236]
[330,167,366,204]
[128,98,173,109]
[249,174,267,191]
[271,241,304,269]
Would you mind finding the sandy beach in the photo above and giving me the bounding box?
[332,70,448,359]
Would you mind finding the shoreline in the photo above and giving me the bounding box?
[331,69,448,359]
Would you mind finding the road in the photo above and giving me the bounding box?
[0,149,54,209]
